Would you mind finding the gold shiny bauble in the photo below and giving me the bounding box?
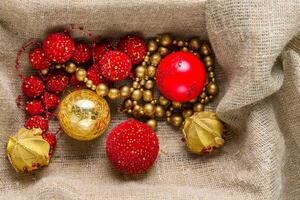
[135,66,146,78]
[207,82,218,96]
[65,62,77,73]
[145,80,154,89]
[76,68,87,82]
[91,85,97,91]
[132,81,140,89]
[189,38,201,50]
[182,111,224,154]
[204,56,213,67]
[143,90,153,102]
[143,103,155,117]
[120,86,131,97]
[155,105,165,118]
[200,43,211,56]
[148,40,158,52]
[55,64,63,69]
[183,109,193,118]
[86,80,93,88]
[108,88,120,100]
[193,103,204,112]
[172,101,182,109]
[171,114,183,127]
[96,83,109,97]
[124,99,133,109]
[146,119,157,130]
[158,46,169,56]
[131,89,143,101]
[158,96,170,106]
[58,89,110,141]
[182,47,189,52]
[150,53,161,66]
[177,40,185,47]
[147,66,156,78]
[41,68,49,75]
[160,34,172,47]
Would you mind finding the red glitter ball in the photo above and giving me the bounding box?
[87,64,104,85]
[42,92,59,110]
[24,115,49,133]
[22,76,45,97]
[42,132,56,156]
[118,34,147,64]
[156,51,206,102]
[29,48,50,70]
[106,119,159,175]
[93,40,113,63]
[46,71,69,94]
[70,74,84,89]
[25,100,44,116]
[43,32,75,63]
[72,41,92,64]
[99,50,132,82]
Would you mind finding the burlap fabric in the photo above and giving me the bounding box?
[0,0,299,199]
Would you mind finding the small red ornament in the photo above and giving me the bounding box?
[25,100,44,116]
[99,51,132,82]
[24,115,49,133]
[118,34,147,64]
[93,40,113,63]
[46,71,69,94]
[42,92,59,110]
[87,64,104,85]
[22,76,45,98]
[72,41,92,64]
[106,119,159,175]
[28,48,50,70]
[156,51,206,102]
[42,132,56,156]
[70,74,84,89]
[43,32,75,63]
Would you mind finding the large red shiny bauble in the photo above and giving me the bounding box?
[156,51,206,102]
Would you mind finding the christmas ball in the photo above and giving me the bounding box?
[93,40,113,63]
[29,48,50,70]
[42,92,60,110]
[87,64,104,85]
[24,115,49,133]
[106,119,159,175]
[72,41,92,64]
[99,50,132,82]
[58,89,110,141]
[42,132,56,156]
[46,71,69,94]
[25,100,44,116]
[22,76,45,97]
[156,51,206,102]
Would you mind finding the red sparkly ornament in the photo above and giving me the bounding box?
[99,51,132,82]
[70,74,84,89]
[93,40,113,63]
[87,64,104,86]
[43,32,75,63]
[29,48,50,70]
[42,132,56,156]
[106,119,159,175]
[25,100,44,116]
[42,92,59,110]
[118,34,147,64]
[156,51,206,102]
[22,76,45,97]
[24,115,49,133]
[72,41,92,64]
[46,71,69,94]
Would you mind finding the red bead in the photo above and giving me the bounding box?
[25,100,44,116]
[99,50,132,82]
[87,64,104,85]
[72,41,92,64]
[24,115,49,133]
[42,92,60,110]
[22,76,45,97]
[43,32,75,63]
[156,52,206,102]
[29,48,50,70]
[106,119,159,175]
[93,40,113,63]
[46,71,69,94]
[42,132,56,157]
[118,34,147,64]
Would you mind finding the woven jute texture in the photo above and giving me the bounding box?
[0,0,299,199]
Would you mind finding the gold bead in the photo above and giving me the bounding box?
[131,89,143,101]
[83,77,88,83]
[143,103,156,117]
[127,109,132,114]
[158,96,170,106]
[86,80,93,88]
[193,52,200,58]
[166,117,171,123]
[91,85,97,91]
[65,62,77,73]
[76,68,87,82]
[193,103,204,112]
[55,64,63,69]
[158,47,169,56]
[148,40,158,52]
[143,90,153,102]
[200,99,205,104]
[171,114,183,127]
[145,80,154,89]
[200,92,206,99]
[132,81,140,89]
[165,110,172,117]
[182,109,193,118]
[144,56,150,63]
[150,53,161,66]
[209,72,215,78]
[207,82,218,96]
[182,47,189,52]
[177,40,185,47]
[200,42,211,56]
[124,99,133,109]
[147,66,156,78]
[140,79,146,86]
[132,100,138,105]
[160,34,172,47]
[146,119,157,130]
[108,88,120,100]
[172,101,182,109]
[120,86,131,97]
[40,68,49,75]
[135,66,146,78]
[189,38,201,50]
[155,105,165,118]
[205,96,210,103]
[133,104,142,111]
[96,83,109,97]
[204,56,213,67]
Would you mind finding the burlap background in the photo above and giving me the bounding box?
[0,0,299,199]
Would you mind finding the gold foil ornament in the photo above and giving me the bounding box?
[182,111,224,154]
[6,128,50,172]
[58,89,110,141]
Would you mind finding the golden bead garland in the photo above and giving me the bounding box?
[51,34,218,130]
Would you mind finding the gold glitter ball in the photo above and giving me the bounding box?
[58,89,110,141]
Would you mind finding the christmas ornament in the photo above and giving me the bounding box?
[70,74,83,88]
[99,51,132,82]
[43,32,75,63]
[24,115,49,133]
[6,128,50,172]
[93,40,113,63]
[22,76,45,97]
[58,89,110,141]
[29,47,50,70]
[42,132,56,156]
[25,100,44,116]
[42,92,60,110]
[106,119,159,175]
[182,111,224,154]
[87,64,104,85]
[72,41,92,64]
[46,71,69,94]
[118,34,147,64]
[156,51,206,102]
